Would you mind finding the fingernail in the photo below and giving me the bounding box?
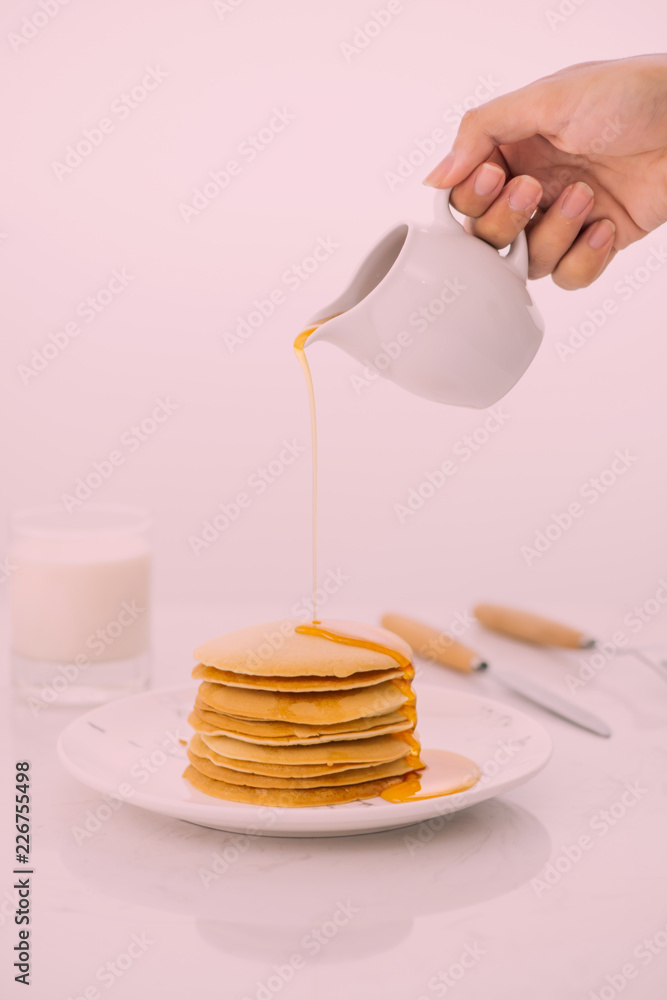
[509,176,542,212]
[423,151,456,187]
[474,162,505,196]
[561,182,594,219]
[588,219,615,249]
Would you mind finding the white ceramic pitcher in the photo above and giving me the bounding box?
[303,189,544,408]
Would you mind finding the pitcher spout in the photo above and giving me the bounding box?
[301,309,378,369]
[304,222,410,351]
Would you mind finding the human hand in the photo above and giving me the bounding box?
[424,55,667,289]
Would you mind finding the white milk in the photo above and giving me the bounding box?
[10,533,150,664]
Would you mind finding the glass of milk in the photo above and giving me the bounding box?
[9,504,151,707]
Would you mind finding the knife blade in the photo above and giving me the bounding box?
[489,667,611,737]
[381,612,612,738]
[610,647,667,685]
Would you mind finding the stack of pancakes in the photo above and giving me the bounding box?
[182,619,423,807]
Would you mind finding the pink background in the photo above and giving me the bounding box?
[1,0,666,634]
[1,8,667,1000]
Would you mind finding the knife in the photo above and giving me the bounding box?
[474,602,667,687]
[380,612,611,738]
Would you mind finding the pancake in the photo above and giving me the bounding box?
[186,618,421,806]
[189,705,411,739]
[193,699,409,734]
[189,733,397,778]
[194,618,412,677]
[183,763,405,806]
[192,662,406,691]
[199,731,412,765]
[186,747,414,788]
[197,678,406,724]
[187,710,410,746]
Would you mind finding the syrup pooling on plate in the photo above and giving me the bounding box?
[380,749,481,803]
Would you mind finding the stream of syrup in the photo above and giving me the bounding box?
[293,328,320,622]
[293,325,480,803]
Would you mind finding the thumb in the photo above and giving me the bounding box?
[424,81,559,187]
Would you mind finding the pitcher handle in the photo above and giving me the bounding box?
[433,188,530,283]
[432,188,461,230]
[504,229,529,282]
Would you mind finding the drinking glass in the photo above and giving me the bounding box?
[9,504,151,707]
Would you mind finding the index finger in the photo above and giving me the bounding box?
[423,77,564,188]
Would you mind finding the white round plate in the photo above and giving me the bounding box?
[57,683,552,837]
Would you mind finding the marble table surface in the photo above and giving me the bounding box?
[2,602,667,1000]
